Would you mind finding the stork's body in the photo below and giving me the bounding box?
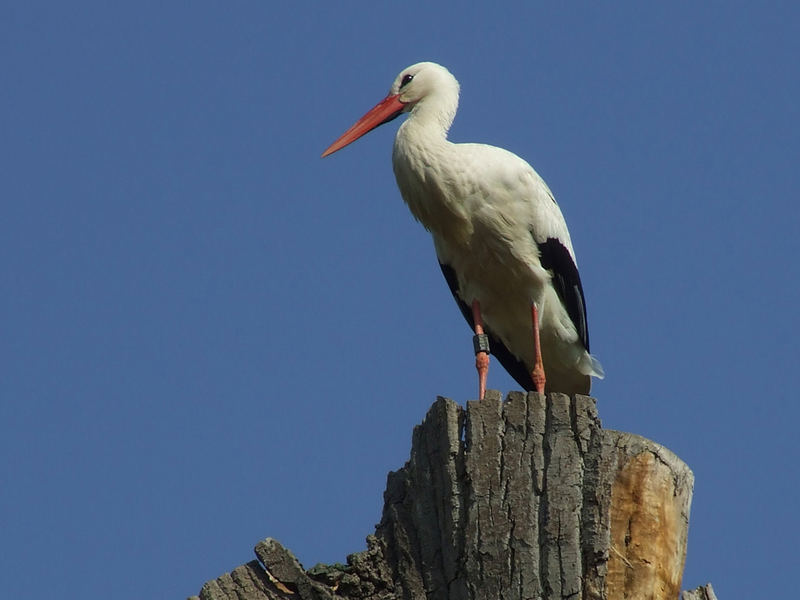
[323,62,603,396]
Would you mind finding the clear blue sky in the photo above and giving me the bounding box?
[3,3,798,598]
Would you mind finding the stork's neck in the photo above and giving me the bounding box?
[401,85,458,141]
[392,88,471,242]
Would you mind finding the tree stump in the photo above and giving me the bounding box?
[191,392,704,600]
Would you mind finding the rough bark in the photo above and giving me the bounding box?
[681,584,718,600]
[191,392,706,600]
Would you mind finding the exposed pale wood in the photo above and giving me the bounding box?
[606,433,694,600]
[191,392,707,600]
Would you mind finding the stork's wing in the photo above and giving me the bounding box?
[439,261,534,392]
[536,237,590,352]
[515,168,590,354]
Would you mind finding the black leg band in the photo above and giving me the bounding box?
[473,333,490,355]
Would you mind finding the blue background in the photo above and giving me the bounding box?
[3,3,798,598]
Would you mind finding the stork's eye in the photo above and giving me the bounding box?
[400,74,414,88]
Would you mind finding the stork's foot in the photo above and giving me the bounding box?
[531,363,546,394]
[475,345,489,400]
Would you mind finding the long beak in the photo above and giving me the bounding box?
[322,94,405,157]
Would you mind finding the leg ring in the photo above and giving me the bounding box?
[473,333,490,355]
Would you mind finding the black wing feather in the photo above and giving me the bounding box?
[439,261,534,391]
[536,237,590,352]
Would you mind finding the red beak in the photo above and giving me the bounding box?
[322,94,406,157]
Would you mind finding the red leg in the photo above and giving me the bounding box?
[530,304,546,393]
[471,300,490,400]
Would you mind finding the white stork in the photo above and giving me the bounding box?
[322,62,603,398]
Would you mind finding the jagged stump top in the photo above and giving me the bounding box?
[192,391,697,600]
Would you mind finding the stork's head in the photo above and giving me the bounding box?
[322,62,459,157]
[389,62,459,109]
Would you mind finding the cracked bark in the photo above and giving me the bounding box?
[191,392,708,600]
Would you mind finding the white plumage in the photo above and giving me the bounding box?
[323,62,603,396]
